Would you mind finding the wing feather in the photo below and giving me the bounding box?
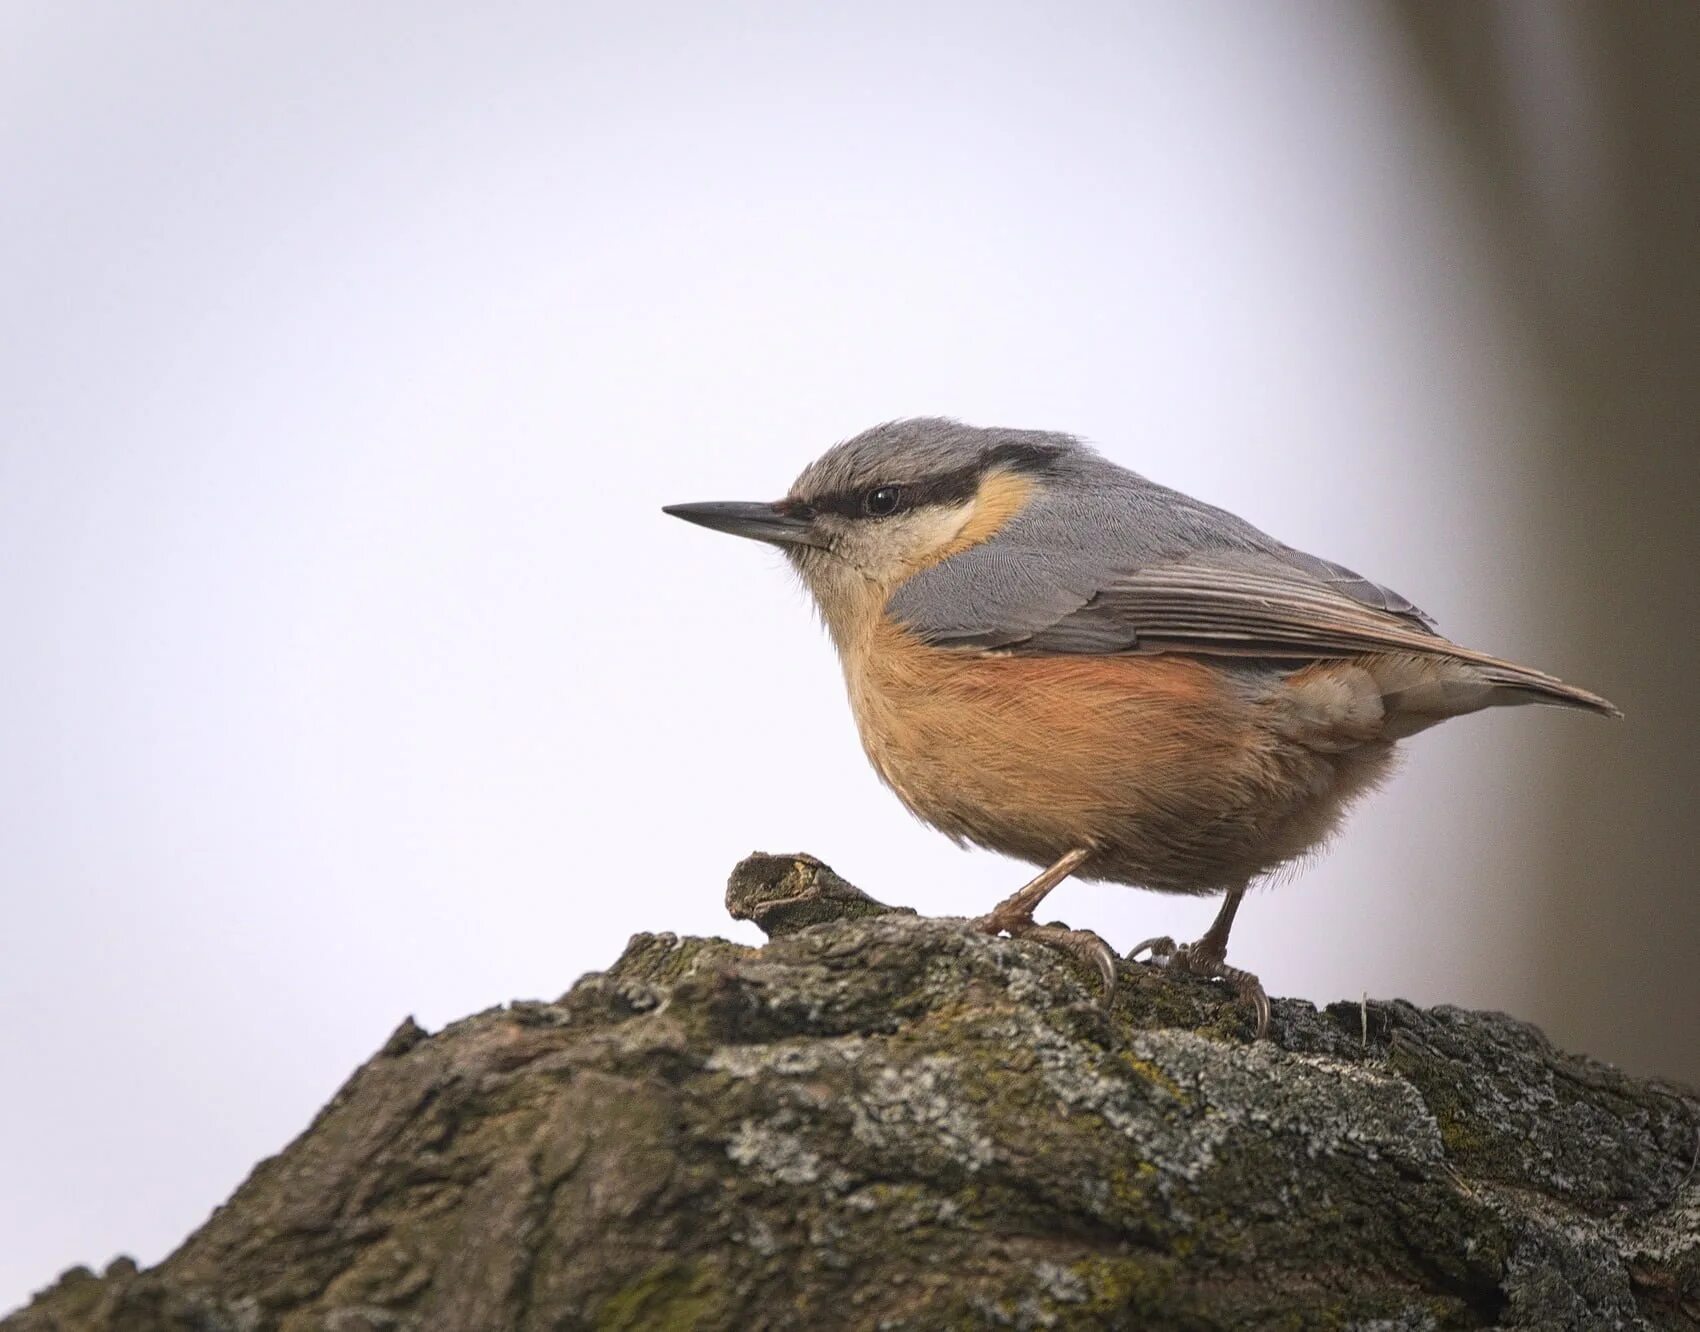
[880,463,1614,714]
[999,560,1616,713]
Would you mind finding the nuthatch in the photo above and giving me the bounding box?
[665,419,1618,1036]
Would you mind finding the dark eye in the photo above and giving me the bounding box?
[863,485,903,516]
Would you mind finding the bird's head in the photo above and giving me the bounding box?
[664,418,1082,643]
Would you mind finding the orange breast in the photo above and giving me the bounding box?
[844,619,1272,878]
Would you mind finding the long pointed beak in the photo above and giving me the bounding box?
[662,500,822,548]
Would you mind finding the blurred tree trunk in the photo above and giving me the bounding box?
[1392,0,1700,1082]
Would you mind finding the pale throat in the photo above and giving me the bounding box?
[813,467,1040,669]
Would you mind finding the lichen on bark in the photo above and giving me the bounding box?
[7,854,1698,1330]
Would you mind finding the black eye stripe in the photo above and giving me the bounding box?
[800,443,1062,518]
[807,471,967,517]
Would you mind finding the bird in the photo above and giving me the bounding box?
[663,419,1618,1036]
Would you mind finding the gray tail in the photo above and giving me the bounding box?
[1376,653,1620,738]
[1475,666,1621,718]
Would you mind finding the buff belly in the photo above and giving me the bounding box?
[845,624,1398,895]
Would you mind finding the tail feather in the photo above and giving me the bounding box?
[1368,652,1619,739]
[1472,663,1621,718]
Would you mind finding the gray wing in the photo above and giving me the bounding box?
[885,463,1442,661]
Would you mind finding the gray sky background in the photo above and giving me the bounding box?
[1,1,1623,1312]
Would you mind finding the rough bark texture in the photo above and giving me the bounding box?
[8,854,1699,1331]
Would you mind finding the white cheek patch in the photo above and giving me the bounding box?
[795,502,980,641]
[854,504,974,579]
[909,503,977,556]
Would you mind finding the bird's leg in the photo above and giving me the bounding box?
[1129,886,1270,1039]
[971,848,1118,1005]
[973,847,1092,933]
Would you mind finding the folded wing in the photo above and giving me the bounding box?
[886,498,1617,716]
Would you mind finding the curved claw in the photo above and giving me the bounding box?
[1035,925,1120,1009]
[1247,982,1271,1040]
[1081,931,1119,1010]
[1127,935,1177,964]
[1219,962,1271,1041]
[1126,936,1270,1040]
[987,920,1120,1009]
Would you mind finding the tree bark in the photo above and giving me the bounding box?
[8,854,1698,1330]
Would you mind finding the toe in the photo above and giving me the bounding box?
[1135,936,1270,1040]
[1201,960,1270,1041]
[1128,935,1177,963]
[1228,968,1271,1040]
[1081,932,1119,1009]
[1249,987,1271,1040]
[1016,924,1121,1007]
[971,909,1025,937]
